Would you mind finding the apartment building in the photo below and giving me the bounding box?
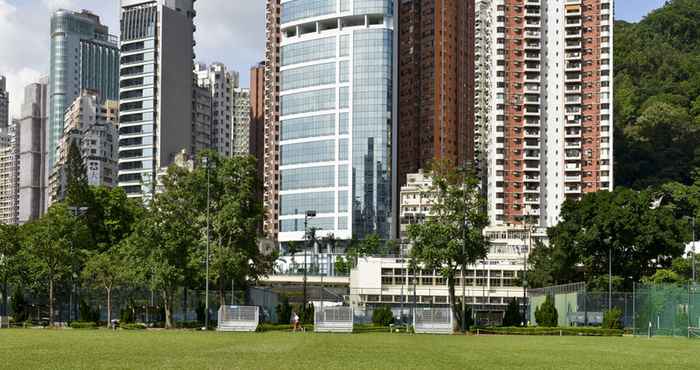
[483,0,613,227]
[397,0,477,189]
[232,87,251,156]
[194,62,239,157]
[49,91,118,204]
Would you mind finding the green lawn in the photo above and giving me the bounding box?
[0,329,697,369]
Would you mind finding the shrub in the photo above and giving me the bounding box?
[10,288,28,323]
[79,299,100,323]
[602,307,623,329]
[275,296,292,324]
[70,321,97,329]
[502,299,522,327]
[472,326,623,336]
[177,321,201,329]
[534,295,558,327]
[121,323,147,330]
[372,305,394,327]
[120,304,135,324]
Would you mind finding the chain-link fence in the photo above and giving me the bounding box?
[633,283,700,337]
[528,283,634,327]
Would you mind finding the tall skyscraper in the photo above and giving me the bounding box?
[481,0,613,227]
[263,0,281,240]
[194,62,238,157]
[267,0,396,243]
[48,9,119,173]
[232,87,251,156]
[118,0,197,198]
[0,76,8,130]
[49,91,119,205]
[250,62,266,203]
[18,79,49,224]
[397,0,477,188]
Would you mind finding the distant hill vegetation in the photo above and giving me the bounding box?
[614,0,700,188]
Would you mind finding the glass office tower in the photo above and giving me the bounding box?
[277,0,394,242]
[48,9,119,174]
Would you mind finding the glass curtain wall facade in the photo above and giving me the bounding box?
[278,0,394,242]
[49,10,119,174]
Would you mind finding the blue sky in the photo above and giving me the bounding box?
[0,0,669,118]
[617,0,667,22]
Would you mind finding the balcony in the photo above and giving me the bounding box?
[565,175,582,183]
[524,186,541,193]
[524,150,540,160]
[565,141,581,149]
[524,42,541,50]
[565,84,582,94]
[565,41,582,50]
[565,130,581,139]
[565,163,582,171]
[565,30,582,39]
[524,31,541,39]
[565,51,582,60]
[565,186,582,194]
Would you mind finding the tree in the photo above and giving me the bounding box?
[20,204,89,326]
[407,161,490,332]
[602,307,623,329]
[124,163,201,329]
[529,187,687,289]
[63,139,91,208]
[81,249,130,326]
[502,299,522,327]
[534,295,558,327]
[372,305,394,327]
[0,224,20,317]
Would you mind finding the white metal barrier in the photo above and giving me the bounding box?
[217,305,259,332]
[314,306,353,333]
[413,307,453,334]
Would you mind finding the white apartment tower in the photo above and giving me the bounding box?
[483,0,613,227]
[0,121,19,225]
[118,0,196,198]
[232,87,251,156]
[194,62,239,157]
[49,91,119,205]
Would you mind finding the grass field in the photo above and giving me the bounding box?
[0,329,697,369]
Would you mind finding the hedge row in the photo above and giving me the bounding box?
[471,326,623,336]
[69,321,98,330]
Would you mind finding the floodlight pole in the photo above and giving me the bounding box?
[608,244,612,312]
[204,156,211,330]
[692,217,696,283]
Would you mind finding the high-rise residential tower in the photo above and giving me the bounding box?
[0,120,19,225]
[232,87,251,156]
[18,79,49,224]
[397,0,477,188]
[263,1,281,239]
[269,0,396,243]
[194,62,238,157]
[481,0,613,227]
[49,91,119,205]
[48,10,119,173]
[118,0,197,198]
[250,62,266,212]
[0,76,8,130]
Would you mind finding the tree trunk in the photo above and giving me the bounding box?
[218,273,225,307]
[447,273,460,332]
[48,278,54,327]
[106,287,112,327]
[2,275,7,317]
[163,290,173,329]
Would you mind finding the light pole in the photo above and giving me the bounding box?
[302,210,316,309]
[605,236,612,312]
[203,156,211,330]
[689,216,696,283]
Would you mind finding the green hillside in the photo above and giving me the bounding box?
[614,0,700,188]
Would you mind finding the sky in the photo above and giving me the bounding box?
[0,0,666,118]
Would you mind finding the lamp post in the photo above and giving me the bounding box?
[302,210,316,308]
[203,156,211,330]
[690,216,696,283]
[605,236,612,312]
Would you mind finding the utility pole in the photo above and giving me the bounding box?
[608,245,612,312]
